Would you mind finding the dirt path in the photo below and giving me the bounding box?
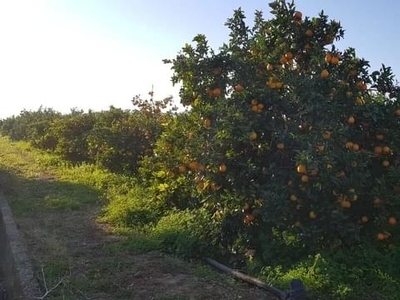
[16,202,277,299]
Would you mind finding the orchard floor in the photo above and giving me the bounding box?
[16,205,277,299]
[0,137,277,300]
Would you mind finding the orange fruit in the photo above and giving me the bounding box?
[382,146,391,154]
[377,233,386,241]
[274,82,283,89]
[356,81,367,91]
[234,84,244,92]
[290,194,298,202]
[178,165,187,174]
[249,132,258,140]
[317,145,325,152]
[293,11,302,20]
[309,211,317,219]
[297,164,307,174]
[389,217,397,225]
[219,163,227,173]
[301,175,309,183]
[203,118,212,128]
[382,160,390,167]
[324,53,333,64]
[361,216,369,223]
[321,69,329,78]
[280,56,288,64]
[212,87,222,97]
[376,134,385,140]
[305,29,314,37]
[374,146,383,155]
[352,143,360,152]
[257,103,264,110]
[373,197,383,205]
[294,221,301,227]
[284,52,293,60]
[345,141,354,149]
[330,56,339,65]
[340,200,351,209]
[347,116,356,125]
[277,142,285,150]
[251,99,258,105]
[322,131,331,140]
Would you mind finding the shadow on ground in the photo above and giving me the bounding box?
[0,168,277,300]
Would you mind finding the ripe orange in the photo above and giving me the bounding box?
[356,81,367,91]
[330,56,340,65]
[317,145,325,152]
[251,99,258,105]
[285,52,294,60]
[389,217,397,225]
[297,164,307,174]
[219,163,227,173]
[249,132,258,140]
[279,56,288,64]
[382,160,390,167]
[305,29,314,37]
[321,69,329,78]
[234,84,244,93]
[345,141,354,149]
[361,216,369,223]
[352,143,360,152]
[290,194,298,202]
[301,175,309,183]
[274,82,283,89]
[322,131,331,140]
[178,165,187,174]
[203,118,212,128]
[277,142,285,150]
[293,11,302,20]
[309,211,317,219]
[257,103,264,110]
[212,87,222,97]
[347,116,356,125]
[340,200,351,209]
[382,146,391,154]
[324,53,332,64]
[377,233,387,241]
[373,197,383,205]
[374,146,383,155]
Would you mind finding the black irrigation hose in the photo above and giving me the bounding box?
[204,257,307,300]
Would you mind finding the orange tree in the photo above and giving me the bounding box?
[142,0,400,259]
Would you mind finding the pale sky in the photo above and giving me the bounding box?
[1,0,399,118]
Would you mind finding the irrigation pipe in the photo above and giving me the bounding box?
[204,257,307,300]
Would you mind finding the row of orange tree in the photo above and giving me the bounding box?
[0,97,174,174]
[140,0,400,260]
